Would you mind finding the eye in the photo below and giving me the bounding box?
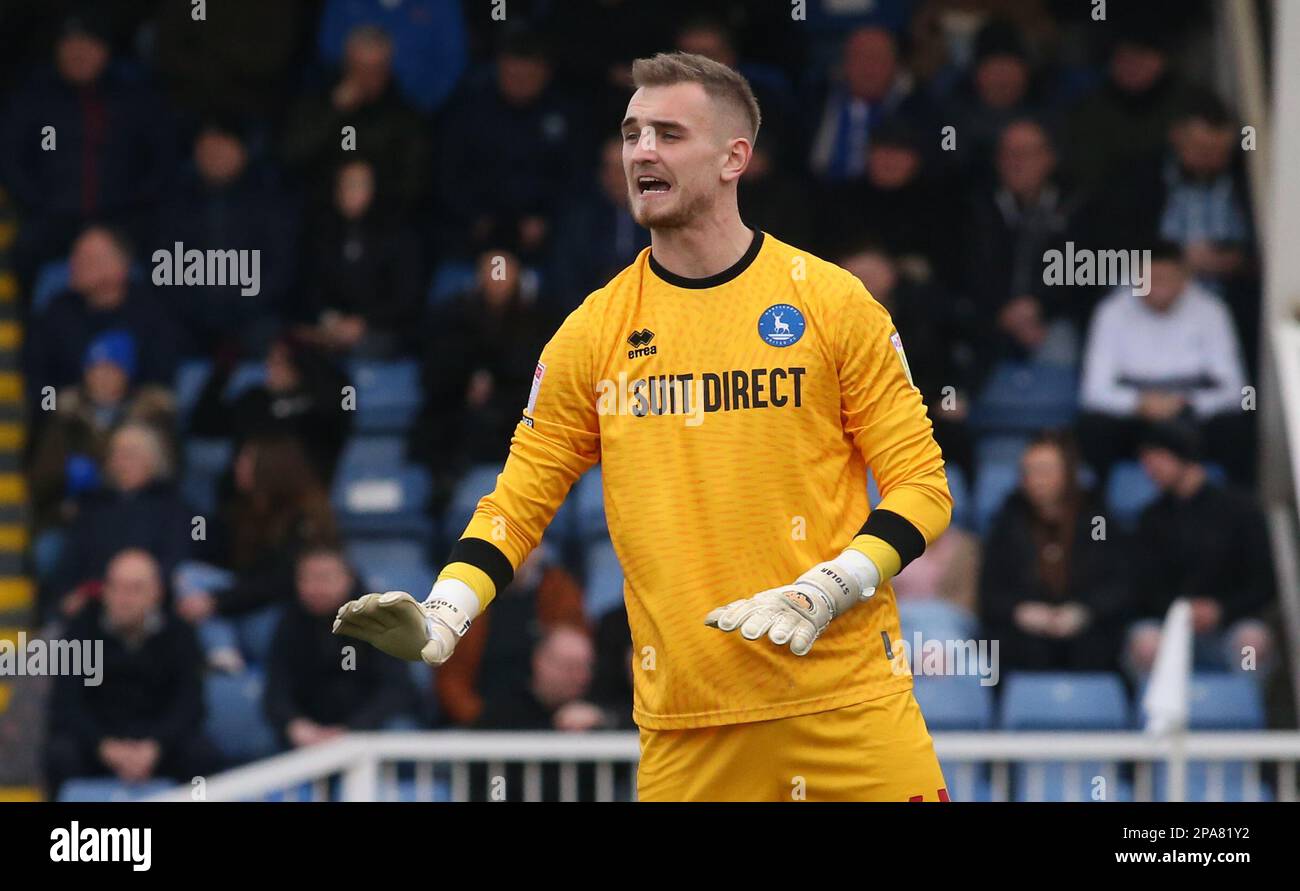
[623,132,638,143]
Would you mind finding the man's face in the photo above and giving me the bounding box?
[56,33,109,86]
[1173,119,1234,178]
[1143,259,1187,312]
[976,55,1030,109]
[997,123,1054,195]
[497,54,550,106]
[344,37,392,100]
[85,361,128,405]
[532,628,593,708]
[599,139,628,205]
[70,230,130,307]
[103,553,161,631]
[296,553,353,616]
[843,29,897,102]
[840,251,897,304]
[867,144,920,189]
[195,131,247,186]
[1110,43,1166,94]
[622,82,740,229]
[107,428,156,492]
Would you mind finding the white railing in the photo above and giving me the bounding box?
[146,730,1300,803]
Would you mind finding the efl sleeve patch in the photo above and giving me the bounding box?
[526,361,546,415]
[890,332,915,387]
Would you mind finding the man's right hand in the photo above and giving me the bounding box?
[332,589,472,665]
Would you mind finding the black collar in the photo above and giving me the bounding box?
[648,229,764,289]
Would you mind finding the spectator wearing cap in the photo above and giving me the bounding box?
[45,548,220,798]
[293,159,424,358]
[282,24,431,221]
[436,29,587,263]
[29,330,175,534]
[153,117,299,357]
[1125,421,1275,676]
[805,26,936,183]
[1078,243,1252,485]
[0,9,176,276]
[44,423,193,626]
[27,225,181,415]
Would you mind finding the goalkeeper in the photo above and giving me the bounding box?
[335,52,953,801]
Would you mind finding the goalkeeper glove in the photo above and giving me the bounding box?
[704,549,881,656]
[331,578,479,665]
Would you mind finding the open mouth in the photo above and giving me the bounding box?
[637,175,671,194]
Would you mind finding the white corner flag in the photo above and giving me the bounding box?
[1142,598,1193,735]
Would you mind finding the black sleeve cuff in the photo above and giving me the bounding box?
[447,537,515,594]
[858,509,928,570]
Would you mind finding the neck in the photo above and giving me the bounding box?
[649,206,752,280]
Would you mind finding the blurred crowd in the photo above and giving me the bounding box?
[0,0,1281,798]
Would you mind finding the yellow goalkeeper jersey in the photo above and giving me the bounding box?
[441,229,952,729]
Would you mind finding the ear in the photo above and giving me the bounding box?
[720,137,753,184]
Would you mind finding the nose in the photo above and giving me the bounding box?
[628,126,659,166]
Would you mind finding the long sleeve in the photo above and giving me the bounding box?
[438,302,601,608]
[836,278,952,579]
[1080,296,1140,415]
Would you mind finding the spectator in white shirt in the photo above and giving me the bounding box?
[1077,242,1252,484]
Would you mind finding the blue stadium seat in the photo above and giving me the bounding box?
[394,777,453,802]
[57,778,174,802]
[348,358,422,433]
[1000,672,1129,730]
[1187,673,1266,730]
[1105,460,1159,529]
[584,538,626,621]
[946,463,972,530]
[333,436,432,537]
[444,463,503,542]
[174,359,214,429]
[428,261,476,306]
[225,360,267,400]
[897,598,977,642]
[913,674,994,730]
[181,438,233,516]
[204,669,279,764]
[572,466,606,542]
[974,435,1030,466]
[31,259,70,315]
[972,459,1019,535]
[347,539,435,597]
[971,360,1078,434]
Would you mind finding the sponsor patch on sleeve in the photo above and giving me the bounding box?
[890,331,915,387]
[525,361,546,418]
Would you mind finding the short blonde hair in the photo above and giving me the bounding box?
[631,51,761,143]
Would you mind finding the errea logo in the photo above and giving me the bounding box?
[627,328,656,359]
